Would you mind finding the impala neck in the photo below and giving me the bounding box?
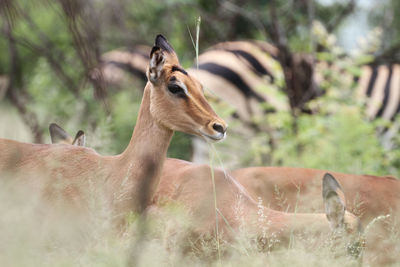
[118,82,173,211]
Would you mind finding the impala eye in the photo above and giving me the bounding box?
[167,84,186,98]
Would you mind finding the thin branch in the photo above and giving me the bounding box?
[10,34,80,97]
[20,8,68,64]
[326,0,356,33]
[0,0,20,26]
[57,0,109,113]
[268,0,294,108]
[220,0,269,40]
[307,0,315,56]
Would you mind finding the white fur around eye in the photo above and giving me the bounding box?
[175,80,191,97]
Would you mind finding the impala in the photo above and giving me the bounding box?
[232,167,400,225]
[50,127,363,258]
[153,160,362,248]
[231,166,399,265]
[0,35,227,224]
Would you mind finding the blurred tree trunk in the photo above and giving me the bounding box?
[4,19,43,143]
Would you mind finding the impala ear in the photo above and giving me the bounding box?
[323,173,346,230]
[72,130,86,146]
[49,123,73,145]
[155,34,179,64]
[148,46,165,83]
[148,35,180,83]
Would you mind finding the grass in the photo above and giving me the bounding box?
[0,178,370,267]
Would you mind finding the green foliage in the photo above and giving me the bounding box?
[271,106,390,175]
[27,59,77,123]
[168,132,192,160]
[108,89,141,153]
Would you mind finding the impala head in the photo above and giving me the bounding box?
[49,123,86,146]
[146,35,227,142]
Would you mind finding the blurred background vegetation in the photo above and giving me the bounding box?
[0,0,399,177]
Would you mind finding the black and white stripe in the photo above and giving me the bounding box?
[356,64,400,121]
[94,45,150,87]
[188,41,287,122]
[199,41,400,123]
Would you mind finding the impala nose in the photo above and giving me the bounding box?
[212,123,226,134]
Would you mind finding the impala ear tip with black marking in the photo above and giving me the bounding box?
[154,34,174,53]
[72,130,86,146]
[76,130,84,137]
[155,34,167,43]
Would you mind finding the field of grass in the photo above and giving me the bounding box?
[0,172,370,267]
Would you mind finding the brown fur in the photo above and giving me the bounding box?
[231,167,400,223]
[151,159,362,256]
